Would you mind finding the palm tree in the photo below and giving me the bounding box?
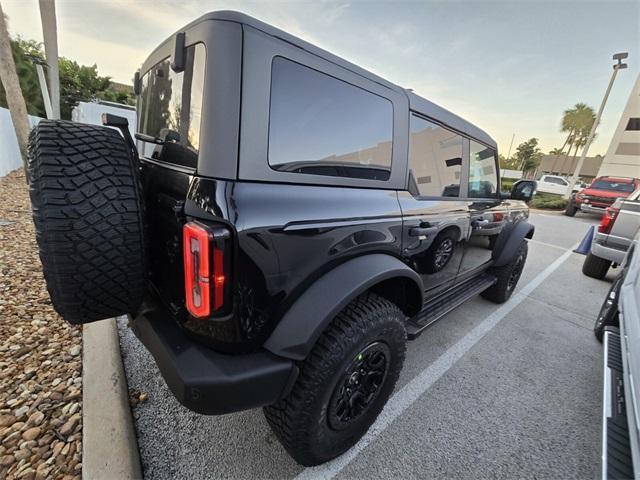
[558,103,596,172]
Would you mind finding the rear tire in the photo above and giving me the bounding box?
[594,275,622,342]
[582,252,611,280]
[481,241,528,304]
[28,120,147,324]
[264,293,406,466]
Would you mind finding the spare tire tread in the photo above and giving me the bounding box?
[28,120,146,324]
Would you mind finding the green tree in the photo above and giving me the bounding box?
[498,153,519,170]
[1,34,135,120]
[513,138,542,175]
[58,58,135,119]
[0,36,46,117]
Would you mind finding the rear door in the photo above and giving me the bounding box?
[136,43,207,313]
[457,140,510,279]
[398,113,471,298]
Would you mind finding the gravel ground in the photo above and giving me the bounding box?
[0,169,82,480]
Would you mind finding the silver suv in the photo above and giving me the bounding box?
[583,188,640,279]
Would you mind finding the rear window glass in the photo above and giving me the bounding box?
[268,57,393,181]
[138,43,205,168]
[590,179,635,192]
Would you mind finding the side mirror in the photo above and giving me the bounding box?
[511,179,537,202]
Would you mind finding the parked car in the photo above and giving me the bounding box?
[597,229,640,479]
[535,174,580,195]
[26,11,536,466]
[565,176,639,217]
[583,187,640,279]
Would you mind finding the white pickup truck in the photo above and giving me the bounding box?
[535,174,584,195]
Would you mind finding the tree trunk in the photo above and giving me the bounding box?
[0,2,31,178]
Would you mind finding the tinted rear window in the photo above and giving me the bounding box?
[268,57,393,180]
[138,43,205,168]
[590,179,635,192]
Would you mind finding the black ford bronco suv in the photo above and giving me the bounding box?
[27,11,536,466]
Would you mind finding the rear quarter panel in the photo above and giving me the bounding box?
[185,178,404,350]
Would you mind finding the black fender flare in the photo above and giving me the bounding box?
[491,220,535,267]
[263,254,423,361]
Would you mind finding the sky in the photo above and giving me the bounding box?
[2,0,639,156]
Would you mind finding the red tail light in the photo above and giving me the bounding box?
[183,222,226,318]
[598,205,620,234]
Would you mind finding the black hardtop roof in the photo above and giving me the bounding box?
[146,10,497,149]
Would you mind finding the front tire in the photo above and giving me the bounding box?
[582,252,611,279]
[481,241,528,304]
[564,202,578,217]
[264,293,406,466]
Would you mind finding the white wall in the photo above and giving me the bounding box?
[501,169,523,179]
[597,74,640,178]
[0,107,43,177]
[72,101,136,139]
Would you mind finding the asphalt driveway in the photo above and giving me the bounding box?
[117,211,612,479]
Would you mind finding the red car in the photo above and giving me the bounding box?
[564,176,639,217]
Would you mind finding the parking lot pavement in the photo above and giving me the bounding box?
[117,211,611,479]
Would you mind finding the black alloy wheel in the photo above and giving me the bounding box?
[506,249,526,293]
[328,341,391,430]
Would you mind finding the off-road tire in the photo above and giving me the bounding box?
[263,292,406,466]
[481,241,528,304]
[594,275,622,342]
[564,202,578,217]
[28,120,146,324]
[582,252,611,280]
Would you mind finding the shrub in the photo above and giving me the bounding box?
[529,192,569,210]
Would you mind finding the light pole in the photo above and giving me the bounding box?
[29,55,53,119]
[39,0,60,119]
[564,52,628,198]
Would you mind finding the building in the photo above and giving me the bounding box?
[537,154,603,182]
[597,74,640,178]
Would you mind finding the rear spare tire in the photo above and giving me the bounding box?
[28,120,146,324]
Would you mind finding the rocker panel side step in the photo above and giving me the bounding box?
[602,327,634,480]
[406,273,496,339]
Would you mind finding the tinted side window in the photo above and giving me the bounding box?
[408,115,463,197]
[138,43,206,167]
[468,140,498,198]
[268,57,393,180]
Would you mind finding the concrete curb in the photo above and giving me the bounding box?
[82,318,142,479]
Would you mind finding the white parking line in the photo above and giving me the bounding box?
[295,243,579,480]
[528,239,570,251]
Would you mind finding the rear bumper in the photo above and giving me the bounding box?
[593,232,627,265]
[129,306,297,415]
